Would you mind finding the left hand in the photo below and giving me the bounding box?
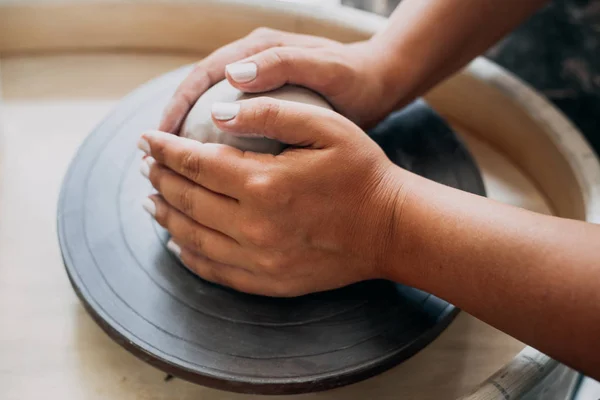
[158,28,402,133]
[138,98,409,297]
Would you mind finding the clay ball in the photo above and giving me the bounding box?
[180,80,333,154]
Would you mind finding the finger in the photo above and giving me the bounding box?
[145,195,250,269]
[169,240,248,286]
[159,42,267,134]
[175,243,288,296]
[142,157,239,237]
[159,28,337,133]
[225,46,348,97]
[212,97,355,149]
[172,240,257,293]
[139,130,253,199]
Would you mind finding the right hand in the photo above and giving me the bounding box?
[159,27,401,133]
[144,96,409,297]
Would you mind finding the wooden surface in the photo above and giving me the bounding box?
[0,1,378,54]
[0,52,555,400]
[1,2,599,398]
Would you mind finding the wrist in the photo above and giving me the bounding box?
[369,164,422,283]
[365,36,424,112]
[376,167,448,288]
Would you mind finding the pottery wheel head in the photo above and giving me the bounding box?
[58,66,485,395]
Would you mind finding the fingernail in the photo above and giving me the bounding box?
[142,197,156,217]
[226,62,257,83]
[140,157,155,178]
[167,239,182,258]
[212,102,240,121]
[142,130,167,143]
[140,161,150,179]
[138,137,150,154]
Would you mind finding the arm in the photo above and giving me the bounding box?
[142,95,600,380]
[151,0,600,377]
[159,0,549,132]
[385,170,600,378]
[370,0,550,108]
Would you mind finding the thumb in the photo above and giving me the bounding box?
[224,46,348,99]
[211,97,352,149]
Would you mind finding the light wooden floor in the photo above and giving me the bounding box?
[0,53,548,400]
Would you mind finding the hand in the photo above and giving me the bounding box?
[140,98,409,297]
[159,27,399,133]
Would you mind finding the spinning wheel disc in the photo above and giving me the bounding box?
[58,66,485,395]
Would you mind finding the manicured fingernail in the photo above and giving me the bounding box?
[226,62,257,83]
[142,197,156,217]
[142,130,167,143]
[138,137,150,154]
[212,102,240,121]
[167,239,182,258]
[140,156,155,179]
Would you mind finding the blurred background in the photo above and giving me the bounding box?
[344,0,600,155]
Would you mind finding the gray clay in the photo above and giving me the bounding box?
[180,80,333,154]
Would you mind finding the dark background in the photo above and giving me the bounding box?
[342,0,600,155]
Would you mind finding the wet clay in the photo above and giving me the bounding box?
[180,80,333,153]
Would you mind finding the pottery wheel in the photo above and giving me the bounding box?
[58,66,486,395]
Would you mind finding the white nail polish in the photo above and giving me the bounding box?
[167,240,182,258]
[140,159,150,178]
[138,138,150,154]
[142,197,156,216]
[212,102,240,121]
[146,156,156,168]
[226,62,257,83]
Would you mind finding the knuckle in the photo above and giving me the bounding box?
[178,186,196,216]
[321,55,352,94]
[242,222,277,248]
[256,100,282,132]
[255,254,280,274]
[188,225,207,252]
[249,27,278,40]
[264,47,290,69]
[179,67,211,106]
[241,224,264,247]
[244,173,275,199]
[179,150,202,180]
[245,172,291,207]
[256,252,290,275]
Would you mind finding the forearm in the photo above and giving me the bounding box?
[370,0,549,106]
[387,170,600,378]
